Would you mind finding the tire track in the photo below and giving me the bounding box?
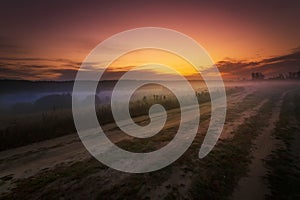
[231,90,290,200]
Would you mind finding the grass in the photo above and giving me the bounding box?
[1,158,107,200]
[188,96,274,200]
[1,158,174,200]
[2,85,300,200]
[264,92,300,200]
[0,109,76,150]
[1,87,267,200]
[0,87,244,151]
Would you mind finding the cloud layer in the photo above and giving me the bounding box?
[217,48,300,79]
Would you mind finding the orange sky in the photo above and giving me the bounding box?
[0,0,299,80]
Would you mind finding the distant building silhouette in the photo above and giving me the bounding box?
[287,70,300,79]
[251,72,265,80]
[253,69,300,80]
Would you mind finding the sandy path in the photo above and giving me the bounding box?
[0,87,256,195]
[231,90,289,200]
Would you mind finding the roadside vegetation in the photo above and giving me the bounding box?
[1,87,273,200]
[264,92,300,199]
[0,87,243,151]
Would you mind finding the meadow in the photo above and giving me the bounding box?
[0,81,299,200]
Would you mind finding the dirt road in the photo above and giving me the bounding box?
[231,90,289,200]
[0,86,256,196]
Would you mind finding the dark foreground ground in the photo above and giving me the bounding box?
[0,82,300,199]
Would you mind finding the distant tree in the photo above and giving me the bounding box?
[34,93,72,111]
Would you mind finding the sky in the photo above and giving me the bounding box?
[0,0,299,80]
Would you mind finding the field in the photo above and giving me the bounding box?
[0,81,299,199]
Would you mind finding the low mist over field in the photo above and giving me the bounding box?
[0,80,300,199]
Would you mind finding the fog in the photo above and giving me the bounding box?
[1,80,298,115]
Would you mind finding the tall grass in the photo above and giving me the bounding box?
[0,87,243,151]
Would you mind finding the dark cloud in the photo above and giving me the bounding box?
[261,48,300,64]
[1,48,300,81]
[0,57,81,66]
[0,57,80,80]
[217,48,300,79]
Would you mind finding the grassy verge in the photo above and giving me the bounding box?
[188,96,274,200]
[0,159,107,200]
[1,88,267,200]
[0,87,243,151]
[264,92,300,199]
